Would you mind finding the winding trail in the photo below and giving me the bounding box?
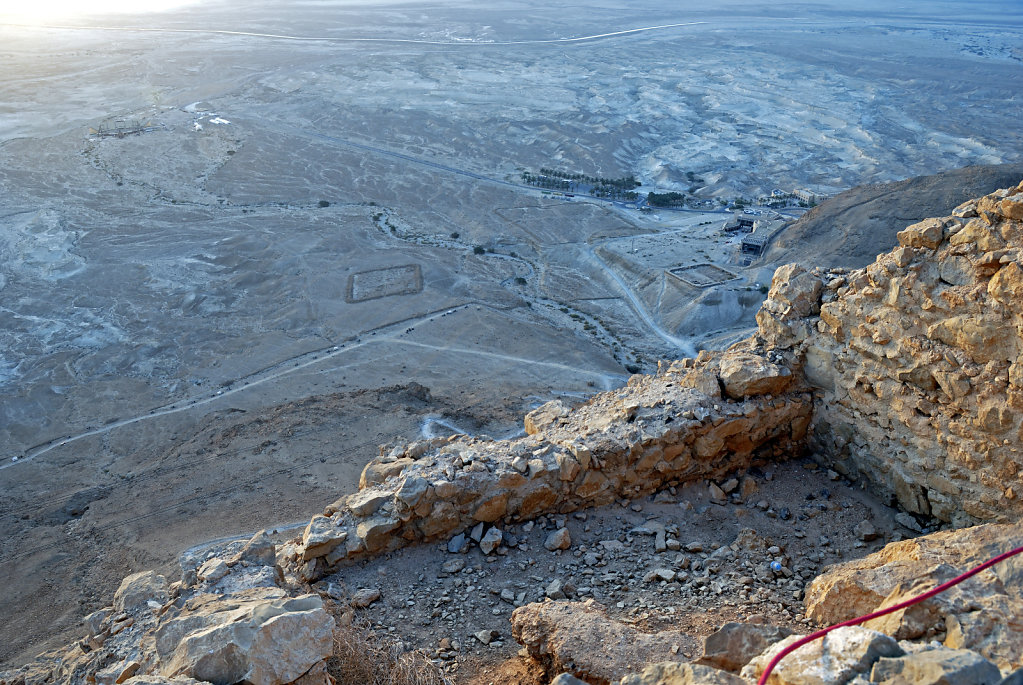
[1,304,470,470]
[388,338,621,386]
[2,303,621,471]
[588,246,695,356]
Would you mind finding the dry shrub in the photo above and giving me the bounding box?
[326,616,449,685]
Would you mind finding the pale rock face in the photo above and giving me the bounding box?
[359,456,414,488]
[479,526,504,554]
[698,622,792,673]
[114,571,169,615]
[159,594,334,685]
[197,558,229,583]
[619,662,747,685]
[231,529,276,567]
[302,515,347,561]
[757,180,1023,524]
[717,353,792,400]
[525,399,572,435]
[544,527,572,551]
[869,646,1002,685]
[511,600,684,685]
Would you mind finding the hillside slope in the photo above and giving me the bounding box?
[765,163,1023,270]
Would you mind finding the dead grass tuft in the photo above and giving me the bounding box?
[326,615,449,685]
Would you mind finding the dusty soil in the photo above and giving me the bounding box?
[304,458,923,684]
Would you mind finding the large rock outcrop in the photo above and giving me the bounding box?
[0,532,335,685]
[756,180,1023,525]
[804,521,1023,673]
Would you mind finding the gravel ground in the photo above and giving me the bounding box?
[319,457,926,684]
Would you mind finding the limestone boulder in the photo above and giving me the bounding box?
[359,456,414,488]
[512,600,682,685]
[525,399,572,435]
[157,594,334,685]
[231,530,277,567]
[302,515,347,561]
[619,662,747,685]
[114,571,169,614]
[699,622,792,673]
[897,218,945,249]
[989,261,1023,304]
[869,646,1002,685]
[343,489,390,517]
[741,626,902,685]
[354,515,400,553]
[805,522,1023,672]
[1000,192,1023,220]
[765,263,825,319]
[806,521,1023,623]
[718,353,793,400]
[674,365,722,400]
[755,264,824,349]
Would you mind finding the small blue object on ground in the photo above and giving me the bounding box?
[771,561,783,572]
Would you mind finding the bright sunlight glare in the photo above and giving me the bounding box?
[0,0,200,22]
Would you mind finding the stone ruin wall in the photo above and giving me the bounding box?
[756,181,1023,526]
[283,352,811,581]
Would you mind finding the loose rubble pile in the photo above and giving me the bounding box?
[4,183,1023,685]
[325,459,906,681]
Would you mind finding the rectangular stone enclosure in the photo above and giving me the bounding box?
[345,264,424,303]
[667,263,739,288]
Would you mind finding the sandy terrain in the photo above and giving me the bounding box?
[1,0,1021,668]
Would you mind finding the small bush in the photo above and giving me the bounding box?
[473,245,485,255]
[450,231,460,239]
[318,200,330,208]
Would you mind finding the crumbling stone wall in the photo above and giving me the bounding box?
[281,352,811,581]
[756,181,1023,525]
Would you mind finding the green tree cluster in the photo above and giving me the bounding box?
[646,191,687,207]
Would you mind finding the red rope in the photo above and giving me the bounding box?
[757,543,1023,685]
